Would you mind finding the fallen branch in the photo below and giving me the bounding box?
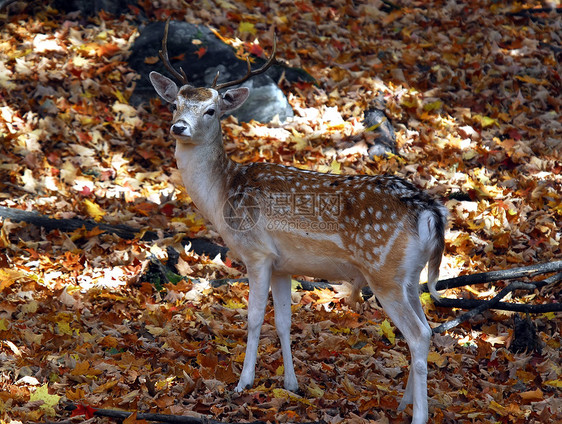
[432,272,561,333]
[431,297,561,314]
[64,403,223,424]
[421,260,562,292]
[63,403,322,424]
[0,206,228,259]
[507,6,562,17]
[434,281,534,333]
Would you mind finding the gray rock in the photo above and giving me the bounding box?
[52,0,137,16]
[363,105,397,157]
[128,21,313,123]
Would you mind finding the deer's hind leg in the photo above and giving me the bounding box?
[271,273,298,391]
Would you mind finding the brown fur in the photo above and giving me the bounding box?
[178,85,213,101]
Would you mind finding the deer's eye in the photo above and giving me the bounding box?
[171,103,177,112]
[204,108,215,117]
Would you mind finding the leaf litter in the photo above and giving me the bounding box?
[0,1,560,423]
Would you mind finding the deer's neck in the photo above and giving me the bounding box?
[174,137,236,226]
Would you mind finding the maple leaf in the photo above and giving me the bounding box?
[70,404,98,419]
[29,385,60,416]
[238,22,256,35]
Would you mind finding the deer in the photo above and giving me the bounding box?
[148,20,447,424]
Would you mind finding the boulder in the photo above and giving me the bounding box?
[128,21,314,123]
[52,0,137,16]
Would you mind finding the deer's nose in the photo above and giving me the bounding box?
[171,121,190,137]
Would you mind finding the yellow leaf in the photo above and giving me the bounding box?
[474,114,498,128]
[419,292,433,307]
[290,128,308,151]
[378,319,395,344]
[423,100,443,111]
[238,22,257,35]
[57,321,73,336]
[386,152,406,164]
[113,89,127,103]
[29,384,60,416]
[365,117,386,132]
[83,199,106,222]
[0,318,8,331]
[515,75,548,85]
[275,365,284,376]
[306,381,324,398]
[224,299,245,309]
[0,268,27,291]
[216,344,229,354]
[489,400,506,416]
[545,379,562,388]
[427,351,447,367]
[272,388,288,399]
[79,116,94,125]
[330,159,341,175]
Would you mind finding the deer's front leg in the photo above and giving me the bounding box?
[235,260,272,392]
[271,273,298,392]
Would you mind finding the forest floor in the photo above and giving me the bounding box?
[0,1,560,423]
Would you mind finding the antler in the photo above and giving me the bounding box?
[212,35,277,91]
[158,18,189,86]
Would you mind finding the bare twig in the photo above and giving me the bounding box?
[432,298,561,314]
[421,260,562,292]
[432,273,561,333]
[433,281,535,333]
[64,403,322,424]
[0,206,227,259]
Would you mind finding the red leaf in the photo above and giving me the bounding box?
[160,203,175,217]
[80,186,93,197]
[248,43,264,57]
[194,47,207,59]
[508,128,522,140]
[71,404,98,419]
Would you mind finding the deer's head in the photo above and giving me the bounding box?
[149,72,249,144]
[149,19,276,145]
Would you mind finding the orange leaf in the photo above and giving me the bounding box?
[70,361,90,376]
[195,47,207,59]
[519,388,543,401]
[123,412,148,424]
[248,43,264,57]
[97,43,121,57]
[144,56,159,64]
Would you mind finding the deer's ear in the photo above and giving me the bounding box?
[219,87,250,115]
[149,71,178,103]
